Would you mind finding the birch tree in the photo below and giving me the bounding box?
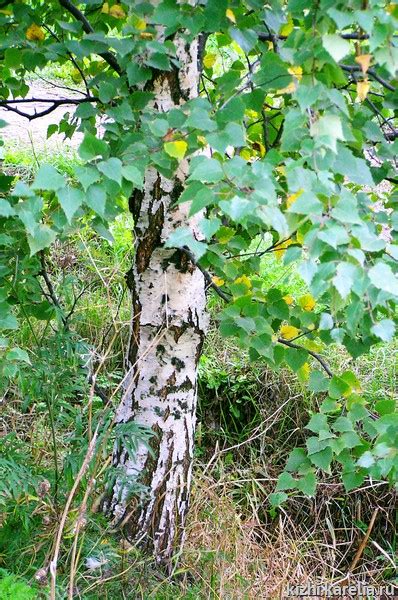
[0,0,397,568]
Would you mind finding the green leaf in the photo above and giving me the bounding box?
[309,446,333,471]
[368,263,398,296]
[333,262,358,299]
[149,118,169,137]
[297,471,317,496]
[342,470,365,492]
[122,165,144,189]
[75,166,100,191]
[329,375,351,399]
[284,347,308,372]
[57,187,84,222]
[32,165,64,191]
[189,158,224,183]
[309,370,330,393]
[98,80,118,104]
[306,413,329,434]
[164,227,207,260]
[288,191,323,215]
[27,224,57,256]
[375,399,396,416]
[0,199,15,217]
[285,448,309,472]
[229,27,258,52]
[254,53,291,91]
[269,491,288,507]
[79,133,108,161]
[332,417,353,433]
[0,304,18,330]
[333,146,373,186]
[276,471,296,491]
[127,63,152,86]
[322,34,351,62]
[371,319,395,342]
[85,184,107,217]
[357,450,374,468]
[97,158,123,186]
[146,52,171,70]
[331,191,361,224]
[311,114,344,152]
[219,196,252,222]
[6,347,31,364]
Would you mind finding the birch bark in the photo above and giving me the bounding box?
[108,30,207,567]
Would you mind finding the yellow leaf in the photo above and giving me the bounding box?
[196,135,207,146]
[234,275,252,289]
[133,16,147,30]
[203,53,217,69]
[26,24,45,41]
[276,165,286,176]
[298,294,316,312]
[217,228,234,244]
[298,362,311,382]
[71,68,82,83]
[296,230,304,245]
[283,294,294,305]
[246,109,259,119]
[164,140,188,160]
[101,2,109,13]
[280,16,294,36]
[212,276,225,287]
[140,32,154,40]
[280,324,300,340]
[109,4,126,19]
[226,8,237,23]
[286,188,303,208]
[355,54,372,74]
[356,78,370,102]
[387,3,398,15]
[277,81,297,95]
[275,238,292,260]
[240,148,253,161]
[288,65,303,81]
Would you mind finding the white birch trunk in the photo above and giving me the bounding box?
[108,32,208,568]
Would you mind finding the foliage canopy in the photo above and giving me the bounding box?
[0,0,397,502]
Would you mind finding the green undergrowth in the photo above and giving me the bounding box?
[1,144,397,597]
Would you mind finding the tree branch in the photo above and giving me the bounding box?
[340,64,395,92]
[58,0,122,75]
[39,251,67,326]
[259,32,370,42]
[277,337,333,378]
[0,96,98,121]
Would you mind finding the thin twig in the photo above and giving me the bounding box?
[340,64,394,92]
[180,246,232,302]
[277,337,333,378]
[349,508,379,573]
[58,0,122,74]
[49,428,99,600]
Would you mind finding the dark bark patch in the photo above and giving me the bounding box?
[136,202,165,274]
[171,356,185,371]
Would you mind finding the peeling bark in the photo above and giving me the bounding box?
[107,29,207,568]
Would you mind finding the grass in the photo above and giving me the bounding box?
[1,143,397,597]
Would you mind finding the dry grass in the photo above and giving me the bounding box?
[184,474,311,599]
[183,467,396,599]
